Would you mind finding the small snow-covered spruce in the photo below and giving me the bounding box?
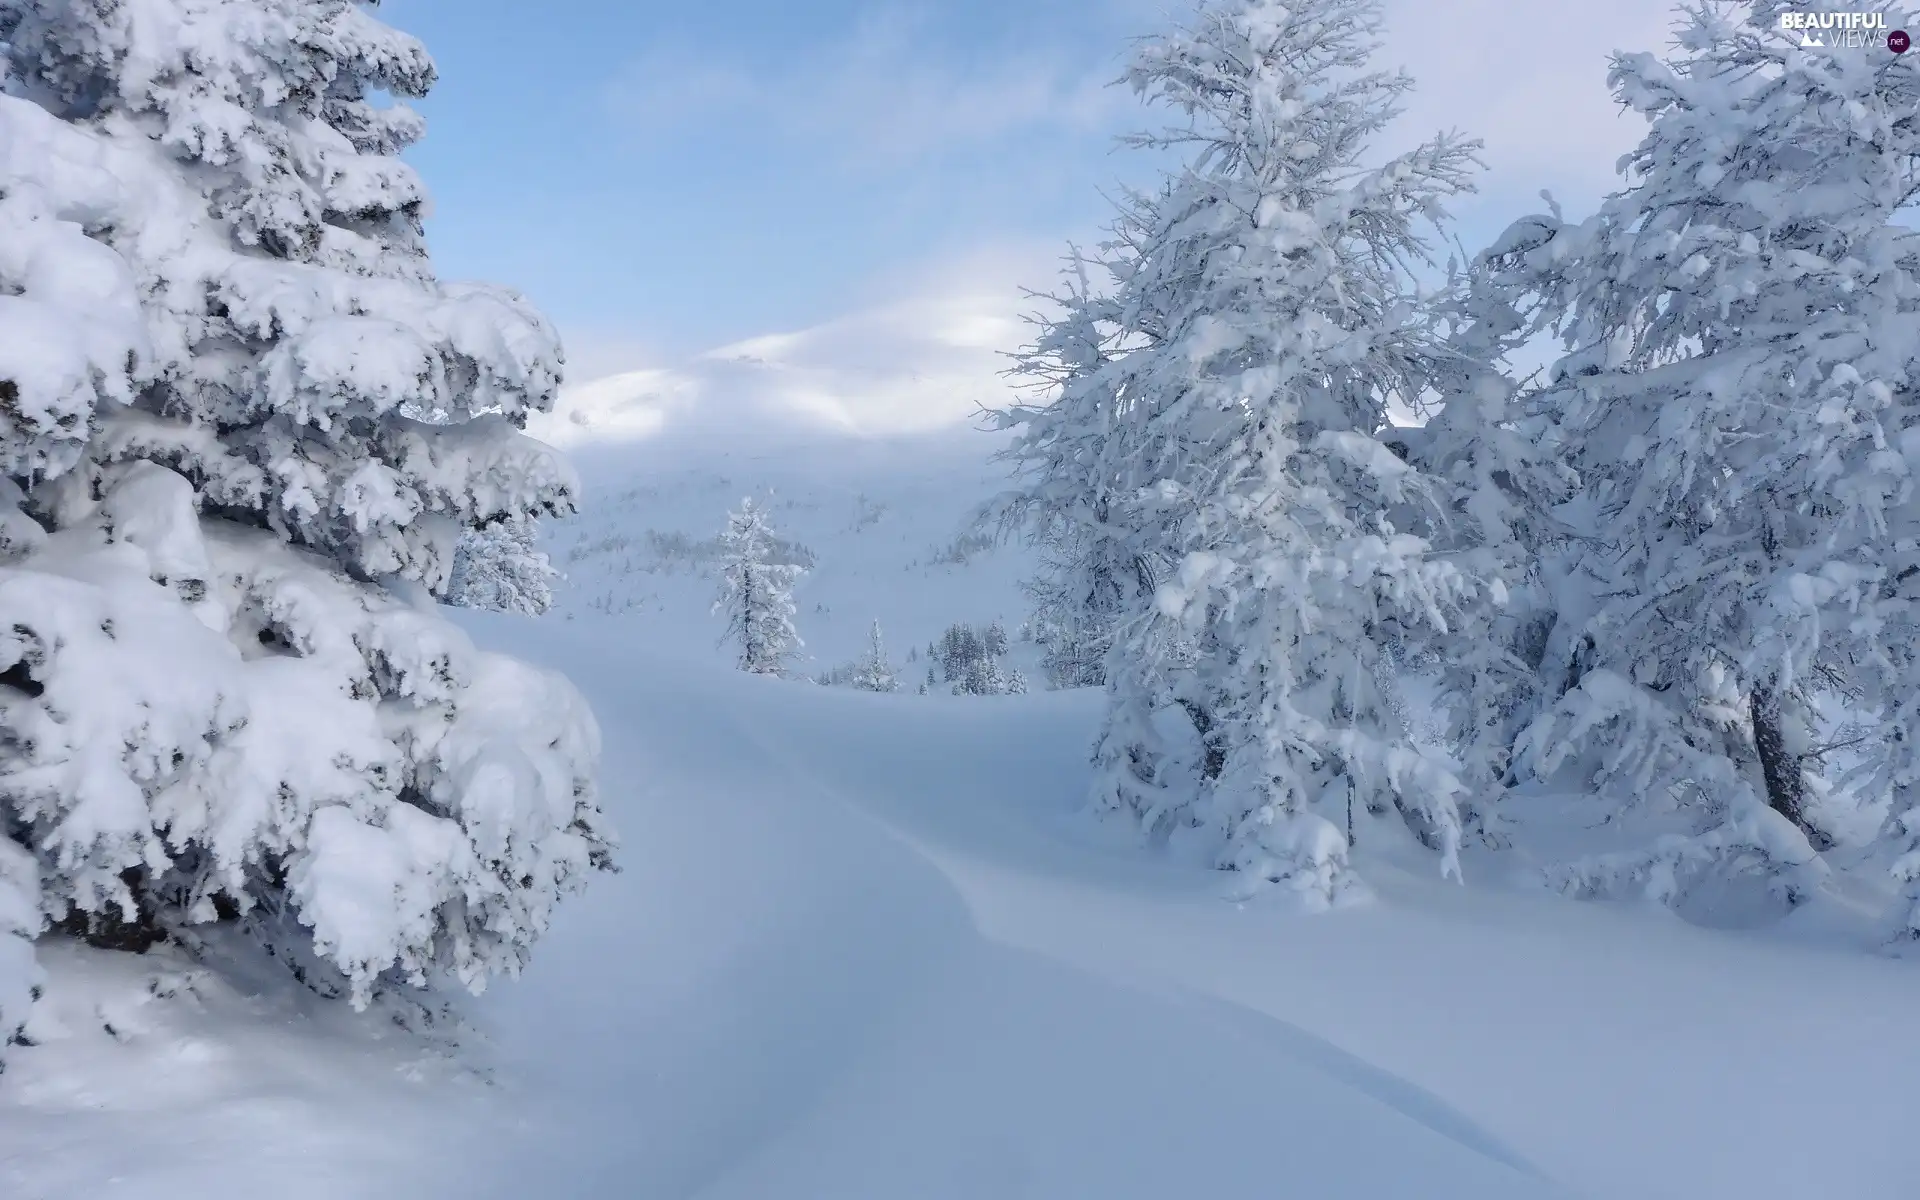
[0,0,612,1012]
[1501,2,1920,912]
[713,498,805,676]
[848,620,899,693]
[446,514,556,615]
[998,0,1486,900]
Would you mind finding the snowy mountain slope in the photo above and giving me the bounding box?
[548,425,1042,677]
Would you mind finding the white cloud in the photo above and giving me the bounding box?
[536,367,689,446]
[533,244,1064,450]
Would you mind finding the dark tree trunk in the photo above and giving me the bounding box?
[1562,633,1594,698]
[1749,687,1832,852]
[1177,699,1226,781]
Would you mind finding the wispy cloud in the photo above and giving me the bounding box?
[604,0,1690,209]
[602,6,1129,167]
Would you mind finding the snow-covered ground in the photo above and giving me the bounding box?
[6,424,1919,1199]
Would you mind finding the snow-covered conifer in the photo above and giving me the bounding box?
[713,498,804,676]
[848,620,899,693]
[1002,248,1133,692]
[932,625,974,687]
[0,0,611,1011]
[1500,3,1920,911]
[930,622,1025,696]
[1408,232,1585,835]
[1000,0,1485,898]
[983,620,1009,661]
[447,514,556,615]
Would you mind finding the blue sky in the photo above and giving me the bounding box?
[383,0,1682,427]
[385,0,1166,366]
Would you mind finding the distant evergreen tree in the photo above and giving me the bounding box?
[848,620,899,693]
[713,498,804,676]
[931,622,1027,696]
[983,620,1009,661]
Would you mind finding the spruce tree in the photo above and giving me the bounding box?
[1411,225,1584,839]
[1005,250,1129,692]
[0,0,611,1012]
[1498,2,1920,909]
[848,620,899,693]
[447,514,557,616]
[1000,0,1485,898]
[714,498,804,676]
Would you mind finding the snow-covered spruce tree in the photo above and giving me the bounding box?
[447,513,556,615]
[999,0,1486,899]
[929,622,1026,695]
[0,0,611,1010]
[848,620,899,693]
[1002,248,1132,692]
[1405,232,1584,831]
[713,498,804,676]
[1501,2,1920,910]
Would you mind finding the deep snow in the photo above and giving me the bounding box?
[4,426,1918,1199]
[455,613,1920,1200]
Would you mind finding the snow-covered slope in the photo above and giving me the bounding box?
[549,426,1041,677]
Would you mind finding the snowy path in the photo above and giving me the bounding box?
[465,618,1556,1198]
[462,617,1920,1200]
